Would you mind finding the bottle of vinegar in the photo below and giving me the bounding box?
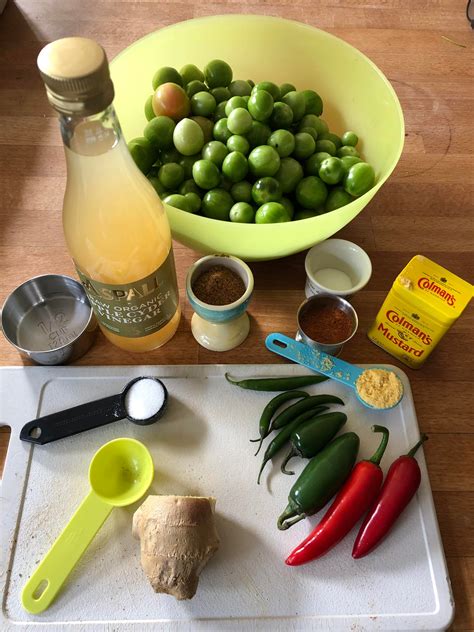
[37,37,181,352]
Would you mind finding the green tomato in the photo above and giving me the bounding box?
[280,196,294,219]
[204,59,233,88]
[319,132,342,149]
[229,80,252,96]
[173,118,204,156]
[302,89,323,116]
[275,157,304,193]
[184,192,201,213]
[213,118,232,143]
[210,87,231,103]
[201,188,233,220]
[192,159,221,190]
[253,81,281,102]
[305,152,331,175]
[230,180,253,203]
[344,162,375,197]
[270,102,294,129]
[222,151,248,182]
[214,101,228,120]
[296,176,328,209]
[318,157,344,185]
[144,95,155,121]
[179,155,201,179]
[186,80,208,98]
[325,187,352,212]
[180,64,205,85]
[314,139,337,156]
[163,193,191,212]
[246,121,271,148]
[225,96,247,115]
[190,91,216,117]
[281,91,305,121]
[340,155,362,172]
[227,107,253,135]
[227,134,250,155]
[268,129,295,157]
[159,147,182,164]
[144,115,176,149]
[337,145,361,158]
[294,209,322,220]
[293,132,316,160]
[248,145,280,177]
[255,202,291,224]
[341,131,358,147]
[248,90,274,122]
[299,126,318,140]
[252,177,282,204]
[179,178,203,195]
[147,175,167,197]
[300,115,328,136]
[190,116,214,143]
[152,66,183,90]
[158,162,184,189]
[202,140,228,167]
[280,82,296,97]
[230,201,255,223]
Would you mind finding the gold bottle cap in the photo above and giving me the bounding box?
[37,37,114,116]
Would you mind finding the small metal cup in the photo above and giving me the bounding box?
[296,294,358,356]
[1,274,97,365]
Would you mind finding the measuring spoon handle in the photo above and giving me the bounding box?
[265,333,362,385]
[20,394,125,445]
[21,491,112,614]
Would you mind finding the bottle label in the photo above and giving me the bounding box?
[75,250,179,338]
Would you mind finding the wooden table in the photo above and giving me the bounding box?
[0,0,472,628]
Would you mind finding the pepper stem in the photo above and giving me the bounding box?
[407,433,428,457]
[253,436,265,457]
[280,449,296,475]
[257,458,269,485]
[225,373,239,385]
[369,425,390,465]
[277,505,305,530]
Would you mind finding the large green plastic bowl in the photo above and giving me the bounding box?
[111,15,404,261]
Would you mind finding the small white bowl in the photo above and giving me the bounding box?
[305,239,372,299]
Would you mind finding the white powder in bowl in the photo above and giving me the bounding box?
[125,378,166,420]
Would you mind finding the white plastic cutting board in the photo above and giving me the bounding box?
[0,365,453,631]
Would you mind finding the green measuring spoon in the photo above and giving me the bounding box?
[21,437,154,614]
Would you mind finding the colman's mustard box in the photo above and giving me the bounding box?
[368,255,472,369]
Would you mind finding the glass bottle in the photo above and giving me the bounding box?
[37,37,180,352]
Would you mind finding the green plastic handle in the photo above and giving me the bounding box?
[21,491,113,614]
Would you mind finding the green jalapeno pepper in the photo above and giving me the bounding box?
[271,394,344,431]
[281,412,348,475]
[277,432,359,530]
[225,373,328,391]
[250,390,310,456]
[257,406,329,484]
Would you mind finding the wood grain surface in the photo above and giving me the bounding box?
[0,1,472,628]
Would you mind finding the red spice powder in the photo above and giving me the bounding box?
[300,303,354,344]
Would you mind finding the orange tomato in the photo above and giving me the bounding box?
[152,82,190,121]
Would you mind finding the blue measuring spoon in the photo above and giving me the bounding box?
[265,333,403,410]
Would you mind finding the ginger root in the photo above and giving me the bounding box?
[132,495,220,600]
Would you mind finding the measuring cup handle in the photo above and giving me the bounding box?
[19,394,124,445]
[21,491,112,614]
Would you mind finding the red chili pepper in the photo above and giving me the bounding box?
[352,434,428,559]
[285,425,389,566]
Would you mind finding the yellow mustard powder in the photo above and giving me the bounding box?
[356,369,403,409]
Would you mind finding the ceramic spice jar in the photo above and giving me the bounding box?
[186,255,254,351]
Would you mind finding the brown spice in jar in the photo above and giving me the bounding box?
[300,303,354,344]
[192,265,246,306]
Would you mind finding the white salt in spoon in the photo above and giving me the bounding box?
[20,376,168,445]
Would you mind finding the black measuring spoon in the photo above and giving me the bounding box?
[20,376,168,445]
